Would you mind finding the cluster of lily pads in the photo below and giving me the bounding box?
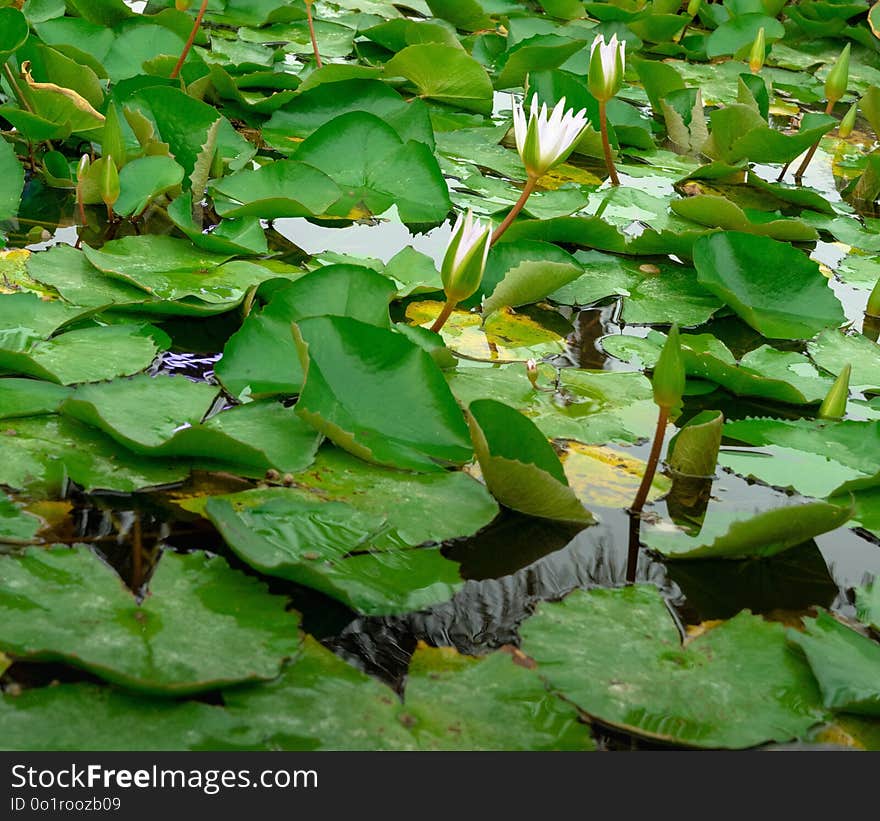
[0,0,879,750]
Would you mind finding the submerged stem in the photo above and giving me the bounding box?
[599,100,620,187]
[630,405,670,515]
[170,0,209,80]
[491,174,537,246]
[430,298,458,334]
[305,0,323,68]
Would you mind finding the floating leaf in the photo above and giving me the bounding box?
[467,398,593,524]
[857,580,880,632]
[520,585,825,748]
[0,378,71,420]
[0,139,25,224]
[293,316,472,472]
[0,547,301,695]
[807,330,880,394]
[693,232,845,339]
[788,613,880,717]
[668,410,723,478]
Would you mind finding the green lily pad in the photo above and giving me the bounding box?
[643,498,853,559]
[401,644,595,750]
[293,316,472,472]
[520,585,825,748]
[293,111,451,224]
[0,138,24,224]
[0,682,259,751]
[467,398,593,524]
[788,612,880,717]
[0,546,301,695]
[167,194,268,256]
[113,155,185,218]
[61,374,320,475]
[0,323,170,385]
[0,492,43,545]
[215,264,396,399]
[807,330,880,394]
[482,256,584,322]
[668,409,723,478]
[0,415,190,496]
[448,363,658,445]
[721,417,880,497]
[0,378,71,420]
[224,636,415,750]
[693,232,845,340]
[0,293,95,347]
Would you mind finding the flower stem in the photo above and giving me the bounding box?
[170,0,209,80]
[305,0,323,68]
[430,298,458,333]
[793,99,835,183]
[630,405,670,515]
[599,100,620,186]
[491,174,537,246]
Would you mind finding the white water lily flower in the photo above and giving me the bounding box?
[588,33,626,102]
[512,94,589,179]
[441,210,492,303]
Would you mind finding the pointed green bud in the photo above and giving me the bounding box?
[102,104,127,170]
[838,101,857,138]
[441,210,491,304]
[749,27,766,74]
[825,43,850,106]
[867,276,880,318]
[99,156,120,209]
[687,0,701,17]
[652,324,686,415]
[818,364,851,420]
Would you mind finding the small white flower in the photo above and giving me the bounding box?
[588,33,626,102]
[512,94,589,179]
[441,210,492,303]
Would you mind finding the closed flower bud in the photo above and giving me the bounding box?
[588,33,626,103]
[513,94,589,179]
[825,43,851,106]
[818,363,851,420]
[99,157,120,209]
[76,154,90,181]
[838,101,857,138]
[749,27,766,74]
[687,0,702,16]
[441,210,491,304]
[652,324,686,414]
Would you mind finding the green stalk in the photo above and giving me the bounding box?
[491,174,537,246]
[170,0,209,80]
[599,100,620,186]
[630,405,670,515]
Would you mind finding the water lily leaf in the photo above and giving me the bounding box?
[385,44,493,114]
[202,489,463,615]
[495,34,585,91]
[0,378,71,420]
[0,293,95,347]
[401,645,595,750]
[621,263,724,327]
[693,232,845,339]
[113,155,185,218]
[705,13,784,58]
[0,546,301,695]
[216,265,395,399]
[102,24,186,82]
[857,580,880,632]
[426,0,493,31]
[643,498,852,559]
[406,300,570,362]
[363,18,460,52]
[0,8,28,63]
[293,316,472,472]
[548,249,640,306]
[294,111,450,224]
[0,492,43,545]
[788,612,880,717]
[671,195,819,242]
[0,139,24,224]
[263,79,435,150]
[209,160,343,219]
[448,363,658,445]
[224,636,415,750]
[807,330,880,394]
[467,398,593,524]
[0,415,190,496]
[668,409,723,478]
[0,680,258,751]
[520,585,825,748]
[721,417,880,497]
[167,194,268,256]
[0,323,170,386]
[559,441,671,508]
[82,236,293,308]
[602,331,834,405]
[482,258,584,322]
[61,374,320,475]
